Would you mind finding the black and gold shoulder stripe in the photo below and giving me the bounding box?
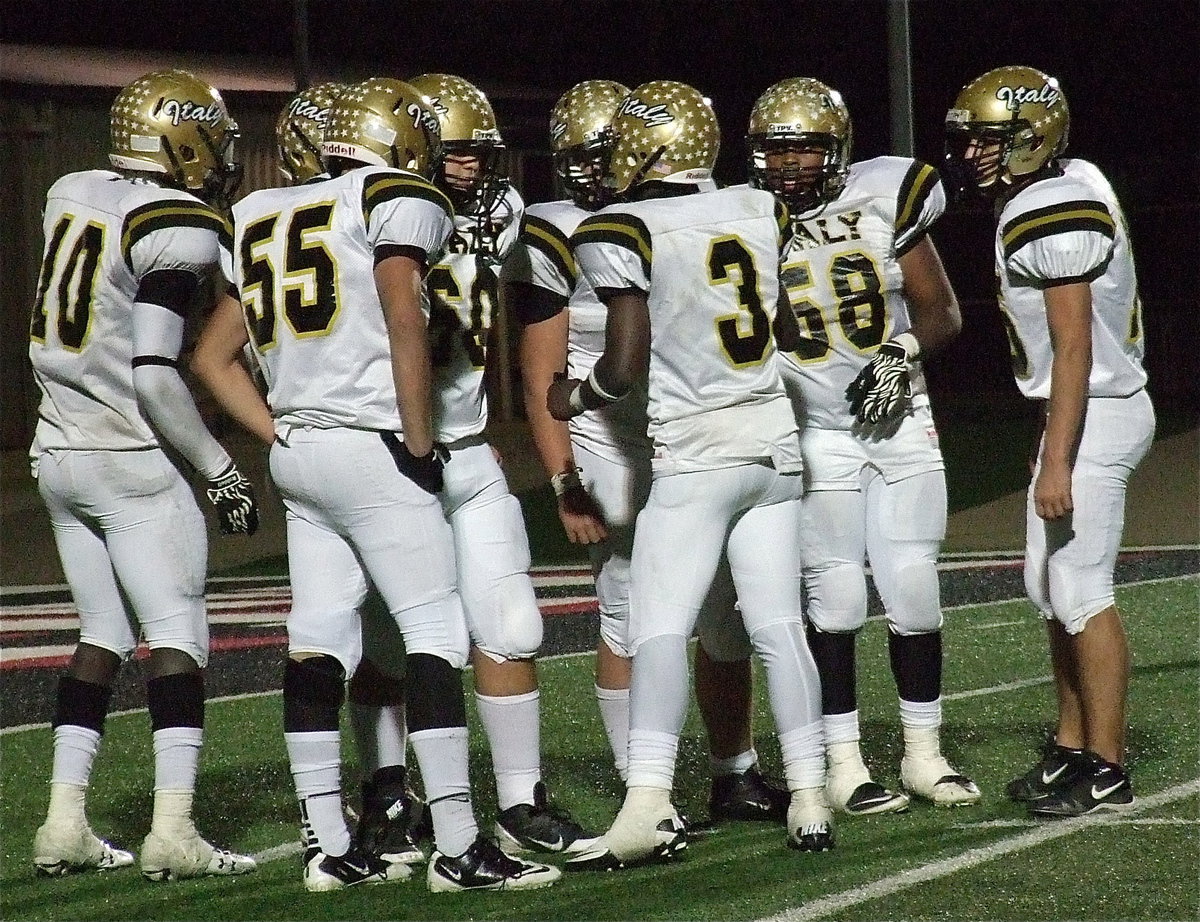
[894,161,939,249]
[121,199,231,271]
[571,212,652,280]
[521,214,576,288]
[1001,199,1115,260]
[362,172,454,226]
[774,199,793,252]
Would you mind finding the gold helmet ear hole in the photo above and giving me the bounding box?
[178,145,197,162]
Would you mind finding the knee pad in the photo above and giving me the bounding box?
[885,558,943,635]
[1048,560,1116,635]
[390,594,469,670]
[283,655,345,733]
[470,572,543,663]
[804,562,867,633]
[1024,557,1053,619]
[404,652,467,731]
[288,606,363,675]
[594,537,633,658]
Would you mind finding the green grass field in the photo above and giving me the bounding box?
[2,576,1196,921]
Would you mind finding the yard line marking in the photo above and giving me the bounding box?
[971,620,1025,630]
[759,778,1200,922]
[944,675,1052,701]
[956,816,1199,829]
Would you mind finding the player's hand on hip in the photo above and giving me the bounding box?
[845,339,913,424]
[381,432,449,494]
[205,463,260,536]
[1033,460,1073,521]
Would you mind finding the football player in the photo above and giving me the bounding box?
[748,78,978,813]
[944,66,1154,816]
[29,69,257,881]
[393,72,598,855]
[512,79,788,822]
[549,81,831,867]
[191,77,559,893]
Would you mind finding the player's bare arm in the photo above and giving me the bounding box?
[192,291,276,447]
[1036,282,1093,521]
[898,236,962,355]
[519,309,608,544]
[376,253,434,457]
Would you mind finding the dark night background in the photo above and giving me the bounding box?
[2,0,1197,419]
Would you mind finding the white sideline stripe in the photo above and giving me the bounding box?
[956,816,1199,829]
[2,574,1194,736]
[2,545,1192,599]
[761,779,1200,922]
[253,841,303,863]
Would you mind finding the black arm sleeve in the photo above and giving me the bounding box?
[509,280,568,327]
[135,269,201,319]
[374,243,428,269]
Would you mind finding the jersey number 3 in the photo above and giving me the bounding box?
[709,236,772,367]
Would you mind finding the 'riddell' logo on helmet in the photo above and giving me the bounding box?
[995,83,1060,112]
[289,97,332,128]
[618,97,673,128]
[161,98,225,127]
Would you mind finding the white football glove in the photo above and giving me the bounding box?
[205,463,259,536]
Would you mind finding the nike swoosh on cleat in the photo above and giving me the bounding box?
[1041,764,1068,786]
[1091,781,1125,800]
[532,835,563,850]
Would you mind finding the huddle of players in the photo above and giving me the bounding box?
[28,62,1151,892]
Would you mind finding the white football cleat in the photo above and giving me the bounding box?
[304,845,411,892]
[140,830,257,881]
[901,754,981,806]
[786,787,835,852]
[565,787,686,871]
[33,819,134,876]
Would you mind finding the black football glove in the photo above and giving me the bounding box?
[845,339,912,424]
[205,463,259,536]
[380,432,449,494]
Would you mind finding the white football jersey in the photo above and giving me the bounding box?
[774,157,946,430]
[995,158,1146,399]
[227,166,454,431]
[30,170,228,452]
[572,185,801,473]
[510,199,650,457]
[429,184,523,441]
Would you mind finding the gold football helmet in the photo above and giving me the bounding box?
[944,65,1069,197]
[607,80,720,197]
[276,82,346,184]
[747,77,851,212]
[549,79,629,209]
[321,77,443,178]
[407,73,507,213]
[109,69,241,206]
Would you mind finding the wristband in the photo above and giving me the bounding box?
[892,331,921,360]
[550,467,581,497]
[586,367,623,403]
[567,382,586,414]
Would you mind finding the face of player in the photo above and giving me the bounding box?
[443,152,483,193]
[764,144,827,197]
[961,136,1004,187]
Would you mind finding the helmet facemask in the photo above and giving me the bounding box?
[749,133,846,213]
[554,136,616,209]
[440,139,508,215]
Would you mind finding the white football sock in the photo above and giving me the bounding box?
[475,690,541,810]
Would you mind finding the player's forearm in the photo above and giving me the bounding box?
[899,237,961,357]
[192,295,276,446]
[1041,283,1093,467]
[520,315,576,478]
[133,364,231,478]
